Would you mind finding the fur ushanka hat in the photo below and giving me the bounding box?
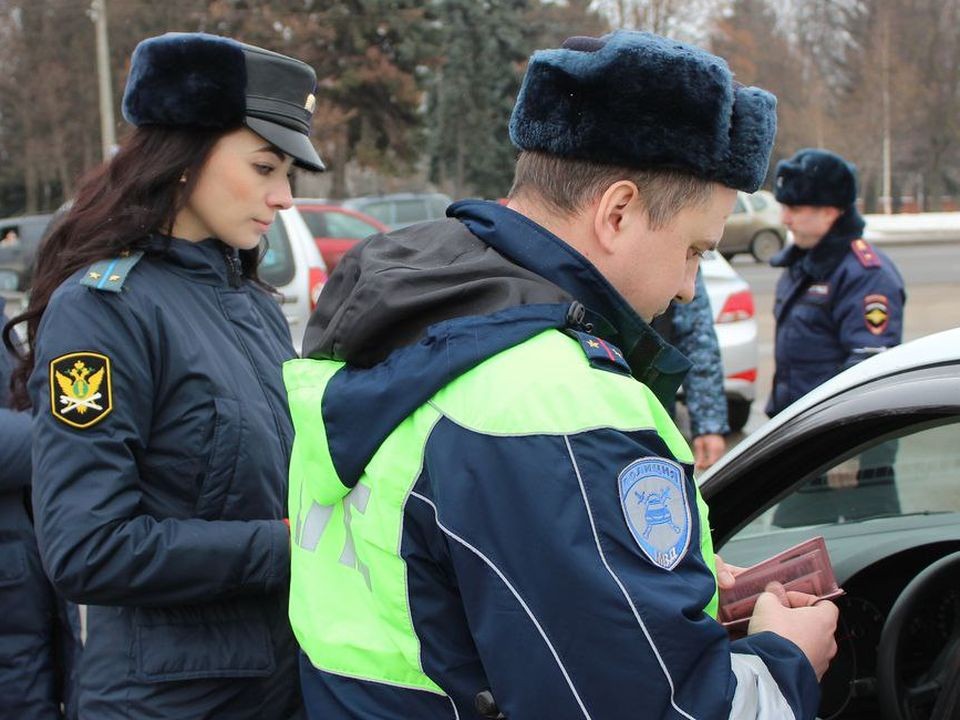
[122,32,325,171]
[774,148,858,207]
[509,30,778,192]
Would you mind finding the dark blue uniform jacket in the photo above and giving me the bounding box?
[28,237,302,719]
[297,201,821,720]
[766,211,905,417]
[1,297,79,719]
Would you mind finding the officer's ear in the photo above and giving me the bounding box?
[593,180,644,255]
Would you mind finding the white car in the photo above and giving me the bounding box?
[699,328,960,719]
[700,252,758,432]
[258,207,328,353]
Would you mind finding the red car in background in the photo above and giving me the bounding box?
[294,200,390,271]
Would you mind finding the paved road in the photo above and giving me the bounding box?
[729,242,960,294]
[728,242,960,436]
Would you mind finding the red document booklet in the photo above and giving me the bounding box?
[718,536,844,630]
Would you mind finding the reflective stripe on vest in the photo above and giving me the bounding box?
[284,329,719,692]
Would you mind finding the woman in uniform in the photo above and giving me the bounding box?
[3,32,324,718]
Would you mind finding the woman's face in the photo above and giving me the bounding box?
[172,127,295,250]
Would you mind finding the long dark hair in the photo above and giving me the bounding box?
[2,125,262,409]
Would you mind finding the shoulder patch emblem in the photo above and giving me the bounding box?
[618,457,692,570]
[566,329,631,376]
[49,352,113,429]
[851,239,881,268]
[864,294,890,335]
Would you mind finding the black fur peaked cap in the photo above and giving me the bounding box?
[509,30,778,192]
[774,148,858,207]
[122,32,324,171]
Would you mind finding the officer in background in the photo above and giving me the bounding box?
[652,270,729,472]
[6,33,324,718]
[767,148,905,416]
[287,30,837,720]
[767,149,905,525]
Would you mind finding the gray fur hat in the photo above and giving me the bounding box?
[509,30,777,192]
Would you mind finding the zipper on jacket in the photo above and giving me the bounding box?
[222,247,243,288]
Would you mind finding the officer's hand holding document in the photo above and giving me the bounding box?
[718,536,844,635]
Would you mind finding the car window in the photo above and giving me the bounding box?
[0,215,53,247]
[325,212,381,239]
[732,195,748,214]
[394,200,427,224]
[0,269,18,290]
[733,420,960,538]
[298,209,328,238]
[428,196,449,218]
[356,202,392,224]
[258,216,295,287]
[748,193,768,211]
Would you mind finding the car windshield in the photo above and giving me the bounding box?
[324,212,380,239]
[733,419,960,538]
[355,201,392,224]
[299,210,327,238]
[394,200,427,224]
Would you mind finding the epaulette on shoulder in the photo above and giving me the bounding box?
[565,329,632,376]
[80,251,145,292]
[850,239,881,269]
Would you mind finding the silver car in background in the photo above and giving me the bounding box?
[338,192,453,230]
[720,190,786,263]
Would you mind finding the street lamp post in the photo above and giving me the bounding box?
[880,8,893,215]
[90,0,116,161]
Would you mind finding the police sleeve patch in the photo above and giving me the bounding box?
[49,352,113,429]
[863,294,890,335]
[618,457,692,570]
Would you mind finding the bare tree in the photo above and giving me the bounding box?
[591,0,728,42]
[0,0,102,214]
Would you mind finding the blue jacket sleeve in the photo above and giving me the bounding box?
[0,408,31,491]
[833,261,905,370]
[673,271,730,436]
[28,283,289,607]
[423,423,819,720]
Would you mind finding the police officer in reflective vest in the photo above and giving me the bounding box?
[767,148,906,418]
[287,31,839,720]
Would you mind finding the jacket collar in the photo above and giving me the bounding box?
[449,199,690,402]
[147,234,240,286]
